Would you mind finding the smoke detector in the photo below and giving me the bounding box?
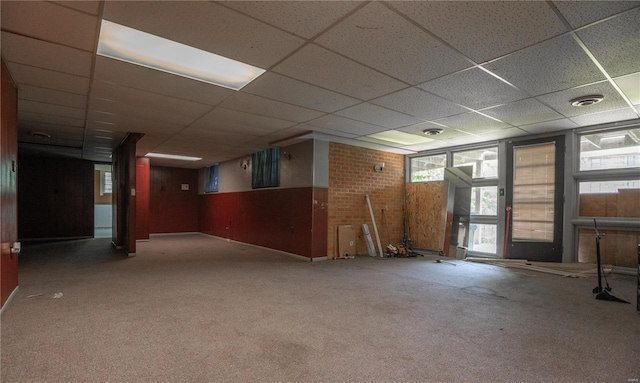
[423,128,444,135]
[570,95,604,107]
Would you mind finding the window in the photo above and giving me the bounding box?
[579,128,640,171]
[453,147,498,178]
[578,180,640,218]
[469,224,497,254]
[410,154,446,182]
[102,171,112,195]
[205,165,219,193]
[252,147,280,189]
[470,186,498,216]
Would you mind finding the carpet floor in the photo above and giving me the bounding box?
[1,234,638,382]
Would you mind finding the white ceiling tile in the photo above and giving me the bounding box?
[0,1,98,51]
[86,111,184,135]
[477,127,529,141]
[614,72,640,105]
[220,1,361,39]
[356,136,406,148]
[371,88,467,121]
[18,111,85,128]
[485,34,605,96]
[316,2,470,85]
[102,1,304,68]
[180,127,258,144]
[189,108,296,135]
[91,81,212,120]
[302,125,359,139]
[335,103,422,129]
[93,57,233,105]
[536,81,629,117]
[1,33,93,77]
[389,1,567,63]
[18,100,85,120]
[399,122,469,141]
[273,44,407,100]
[435,112,511,134]
[7,63,90,95]
[570,107,638,127]
[481,98,564,126]
[88,98,196,127]
[51,1,101,16]
[306,115,388,136]
[19,85,87,109]
[553,2,639,29]
[241,72,360,113]
[519,119,579,135]
[577,8,640,78]
[419,68,529,110]
[220,92,325,123]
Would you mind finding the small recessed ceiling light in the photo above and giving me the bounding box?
[145,153,202,161]
[423,128,444,135]
[570,95,604,107]
[29,131,51,138]
[97,20,266,90]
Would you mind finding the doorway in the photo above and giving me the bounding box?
[505,136,565,262]
[94,164,113,238]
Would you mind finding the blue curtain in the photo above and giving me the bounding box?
[252,147,280,189]
[204,164,218,193]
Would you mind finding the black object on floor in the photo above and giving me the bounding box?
[592,218,629,304]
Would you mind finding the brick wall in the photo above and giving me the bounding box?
[328,142,405,257]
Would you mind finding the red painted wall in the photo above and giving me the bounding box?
[150,166,198,234]
[18,156,94,240]
[1,59,19,308]
[136,158,150,240]
[198,187,328,258]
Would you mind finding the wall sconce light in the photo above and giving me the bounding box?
[240,158,250,170]
[373,162,385,172]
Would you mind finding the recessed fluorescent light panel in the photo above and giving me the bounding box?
[145,153,202,161]
[97,20,265,90]
[367,130,433,145]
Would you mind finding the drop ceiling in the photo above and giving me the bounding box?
[1,1,639,168]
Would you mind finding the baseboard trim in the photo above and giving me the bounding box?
[612,266,636,276]
[198,233,313,262]
[311,256,328,262]
[0,286,19,315]
[150,232,200,237]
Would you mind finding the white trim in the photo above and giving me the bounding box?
[0,286,19,315]
[198,232,313,262]
[612,266,636,276]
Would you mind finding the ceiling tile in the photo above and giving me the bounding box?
[91,81,212,120]
[93,57,233,106]
[7,63,90,95]
[477,127,529,141]
[570,107,638,127]
[306,115,388,136]
[88,98,197,127]
[18,111,85,128]
[102,1,304,68]
[614,72,640,105]
[400,122,475,141]
[389,1,567,63]
[1,33,93,77]
[273,44,407,100]
[485,34,605,96]
[86,111,184,135]
[536,81,629,117]
[481,98,564,126]
[519,118,579,135]
[335,103,422,129]
[435,112,511,134]
[577,8,640,78]
[300,125,359,139]
[220,92,325,123]
[18,100,85,120]
[553,1,639,29]
[419,67,529,110]
[316,2,470,85]
[18,121,85,141]
[0,1,98,51]
[189,108,295,135]
[241,72,360,113]
[51,1,101,16]
[19,85,87,109]
[220,1,361,39]
[371,88,467,121]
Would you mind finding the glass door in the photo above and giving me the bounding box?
[505,136,564,262]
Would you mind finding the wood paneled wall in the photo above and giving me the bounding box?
[136,158,150,240]
[18,156,94,240]
[1,59,19,308]
[150,166,198,234]
[406,181,448,251]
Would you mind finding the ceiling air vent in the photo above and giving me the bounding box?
[423,128,444,135]
[570,95,604,107]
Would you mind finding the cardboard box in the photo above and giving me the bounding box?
[336,225,356,259]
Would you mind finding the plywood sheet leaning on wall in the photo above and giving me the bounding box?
[406,181,448,251]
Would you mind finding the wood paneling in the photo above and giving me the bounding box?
[578,228,639,268]
[406,181,448,251]
[199,187,326,259]
[136,158,150,240]
[1,59,19,308]
[18,156,94,239]
[112,133,142,254]
[579,190,639,218]
[150,166,198,234]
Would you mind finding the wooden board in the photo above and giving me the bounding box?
[406,182,448,251]
[466,258,612,277]
[578,228,639,268]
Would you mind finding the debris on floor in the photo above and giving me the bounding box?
[465,258,611,278]
[26,293,44,298]
[52,292,63,299]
